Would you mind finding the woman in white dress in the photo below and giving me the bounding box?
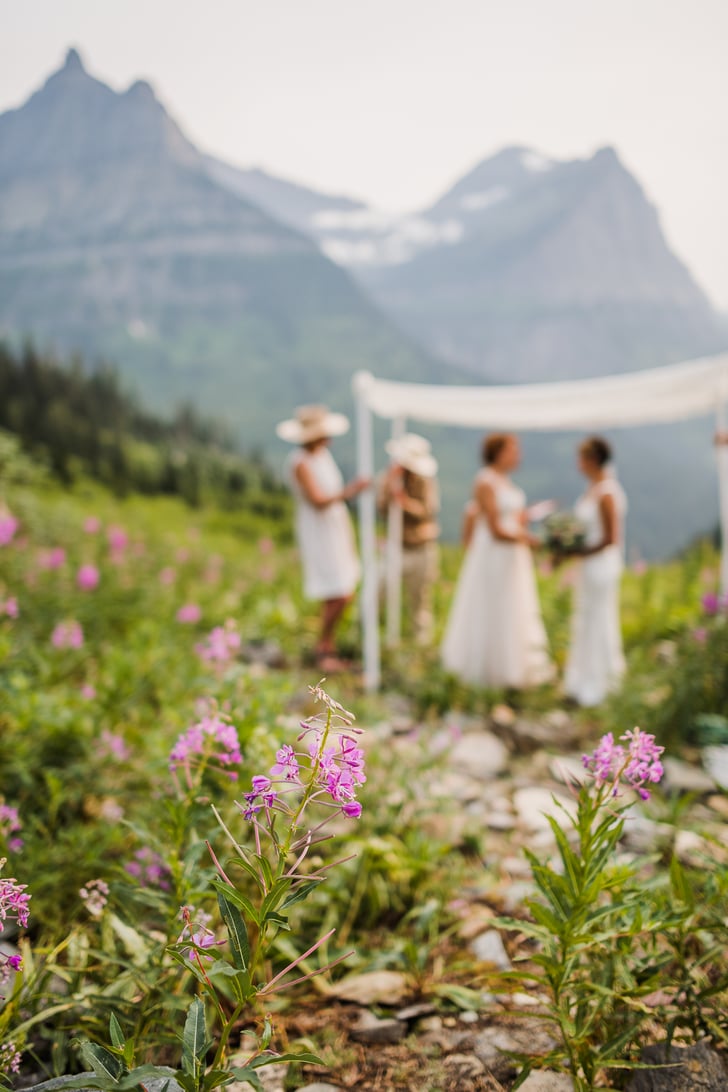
[564,436,627,706]
[442,433,552,689]
[277,405,369,672]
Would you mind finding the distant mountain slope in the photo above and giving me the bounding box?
[213,145,726,381]
[0,49,447,450]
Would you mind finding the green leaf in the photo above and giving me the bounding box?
[210,879,258,924]
[80,1042,125,1083]
[228,1067,264,1091]
[217,889,251,970]
[108,1013,125,1050]
[249,1051,323,1067]
[182,998,207,1076]
[281,878,324,910]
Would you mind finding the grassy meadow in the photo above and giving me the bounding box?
[1,431,727,1089]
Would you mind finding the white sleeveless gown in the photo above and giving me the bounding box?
[564,478,627,706]
[287,448,360,600]
[441,469,553,689]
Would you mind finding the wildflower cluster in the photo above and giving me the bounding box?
[51,620,84,649]
[195,620,241,664]
[169,712,242,780]
[1,864,30,988]
[125,848,171,890]
[0,805,23,854]
[701,591,728,615]
[0,514,19,547]
[242,684,366,823]
[582,727,665,800]
[177,906,223,963]
[0,597,17,619]
[176,602,201,624]
[40,546,66,571]
[76,563,100,591]
[79,878,110,917]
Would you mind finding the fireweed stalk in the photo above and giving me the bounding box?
[75,685,364,1091]
[196,684,365,1072]
[498,728,667,1091]
[0,859,30,1082]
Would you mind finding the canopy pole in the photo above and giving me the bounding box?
[354,376,380,692]
[716,376,728,596]
[385,417,406,647]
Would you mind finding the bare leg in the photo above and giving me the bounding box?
[317,596,352,660]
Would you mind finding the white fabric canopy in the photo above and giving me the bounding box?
[354,352,728,691]
[354,352,728,431]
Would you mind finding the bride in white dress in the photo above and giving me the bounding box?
[442,434,553,689]
[564,436,627,706]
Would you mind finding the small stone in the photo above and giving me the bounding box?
[459,1010,480,1024]
[518,1074,574,1091]
[469,929,511,970]
[625,1040,727,1090]
[350,1010,406,1044]
[707,792,728,818]
[450,731,508,780]
[662,757,716,794]
[486,811,517,831]
[491,703,516,728]
[703,744,728,789]
[549,755,589,786]
[513,786,576,831]
[395,1002,437,1022]
[456,905,496,940]
[326,969,409,1005]
[443,1053,486,1077]
[674,829,715,864]
[418,1015,443,1033]
[297,1085,344,1092]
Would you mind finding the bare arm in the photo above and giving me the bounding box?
[477,478,533,544]
[295,459,368,510]
[581,491,618,556]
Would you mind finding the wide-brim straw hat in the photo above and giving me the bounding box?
[385,432,438,478]
[276,404,350,445]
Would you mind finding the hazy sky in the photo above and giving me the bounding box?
[2,0,727,306]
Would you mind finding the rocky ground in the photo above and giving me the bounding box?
[238,701,728,1091]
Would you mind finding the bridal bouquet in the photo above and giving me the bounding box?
[542,510,586,554]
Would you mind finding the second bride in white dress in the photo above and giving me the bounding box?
[442,433,553,689]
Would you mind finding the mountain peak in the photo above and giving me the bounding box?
[63,47,85,73]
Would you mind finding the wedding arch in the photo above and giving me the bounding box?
[353,352,728,691]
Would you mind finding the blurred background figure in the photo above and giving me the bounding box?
[277,405,369,672]
[379,433,440,645]
[564,436,627,706]
[442,432,552,689]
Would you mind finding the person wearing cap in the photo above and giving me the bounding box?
[378,433,440,645]
[277,405,370,672]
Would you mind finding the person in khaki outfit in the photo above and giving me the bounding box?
[379,434,440,645]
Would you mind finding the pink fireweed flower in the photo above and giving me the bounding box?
[692,627,708,644]
[175,547,190,563]
[701,592,721,615]
[258,536,274,555]
[0,1040,22,1074]
[107,525,128,551]
[0,515,19,546]
[84,516,101,534]
[124,848,171,890]
[98,730,130,761]
[80,683,97,701]
[195,621,241,665]
[0,806,23,854]
[242,688,365,823]
[178,908,223,962]
[79,878,109,917]
[582,727,664,800]
[169,714,242,776]
[159,566,177,586]
[40,546,66,570]
[77,564,100,590]
[0,598,18,619]
[1,869,30,987]
[51,620,84,649]
[176,603,202,624]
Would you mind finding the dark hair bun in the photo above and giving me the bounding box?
[580,436,612,467]
[482,433,512,466]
